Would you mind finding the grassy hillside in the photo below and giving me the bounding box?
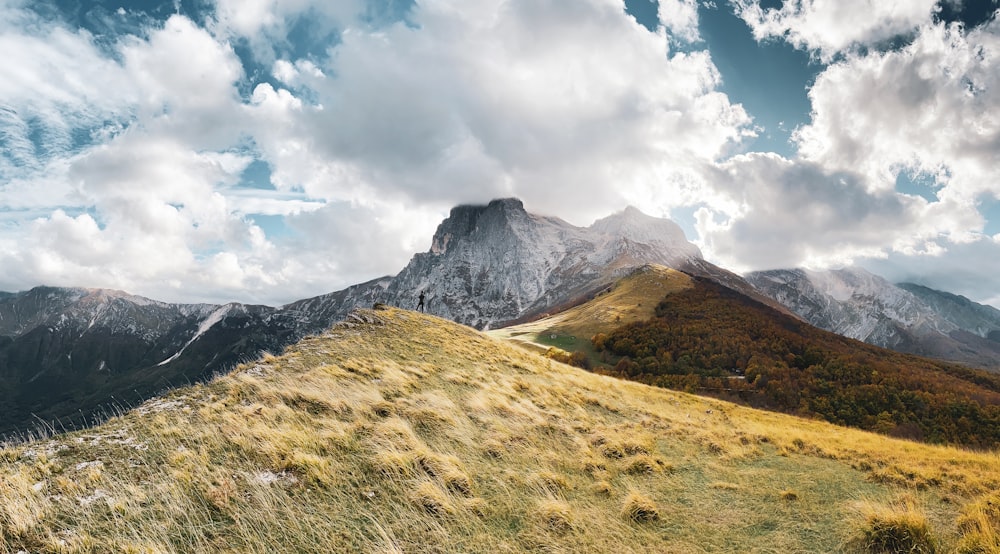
[497,267,1000,448]
[1,307,999,552]
[489,264,692,356]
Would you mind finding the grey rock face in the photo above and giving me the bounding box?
[746,267,1000,369]
[378,198,702,329]
[897,283,1000,338]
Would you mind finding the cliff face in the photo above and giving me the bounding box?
[382,199,703,328]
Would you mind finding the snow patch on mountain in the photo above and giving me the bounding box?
[156,304,232,367]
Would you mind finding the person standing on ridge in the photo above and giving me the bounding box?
[417,291,426,312]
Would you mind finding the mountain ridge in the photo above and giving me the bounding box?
[3,197,997,441]
[746,267,1000,370]
[0,199,714,437]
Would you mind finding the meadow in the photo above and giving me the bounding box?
[0,307,997,552]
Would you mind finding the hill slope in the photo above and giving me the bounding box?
[1,308,998,553]
[489,264,692,355]
[499,268,1000,448]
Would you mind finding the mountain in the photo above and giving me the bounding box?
[897,282,1000,341]
[0,287,315,438]
[1,199,717,437]
[0,306,995,552]
[746,267,1000,370]
[375,198,702,329]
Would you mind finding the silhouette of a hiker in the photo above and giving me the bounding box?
[417,291,426,312]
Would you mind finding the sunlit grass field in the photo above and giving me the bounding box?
[0,306,997,552]
[489,264,691,361]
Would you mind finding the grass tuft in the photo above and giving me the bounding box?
[623,454,668,475]
[411,481,454,516]
[591,480,613,497]
[852,495,937,553]
[532,471,571,493]
[621,490,660,523]
[535,499,574,534]
[956,492,1000,553]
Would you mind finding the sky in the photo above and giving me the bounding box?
[1,0,999,308]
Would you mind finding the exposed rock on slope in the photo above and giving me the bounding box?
[746,267,1000,369]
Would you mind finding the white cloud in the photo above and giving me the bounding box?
[795,20,1000,229]
[733,0,938,61]
[210,0,362,63]
[247,0,752,226]
[119,14,246,149]
[694,153,934,272]
[0,0,757,304]
[0,9,270,303]
[672,13,1000,310]
[658,0,701,42]
[0,4,136,174]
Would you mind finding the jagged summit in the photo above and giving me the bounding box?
[387,198,706,328]
[590,206,702,263]
[592,205,682,237]
[430,198,535,255]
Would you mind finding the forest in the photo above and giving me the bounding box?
[590,277,1000,448]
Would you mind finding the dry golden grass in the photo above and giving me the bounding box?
[850,494,939,553]
[488,264,691,354]
[0,306,997,552]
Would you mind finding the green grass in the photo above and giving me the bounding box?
[0,306,997,552]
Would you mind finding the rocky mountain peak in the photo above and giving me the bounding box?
[590,206,703,261]
[430,198,530,255]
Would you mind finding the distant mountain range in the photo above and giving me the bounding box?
[745,268,1000,370]
[2,197,999,438]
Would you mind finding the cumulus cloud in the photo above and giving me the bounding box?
[694,153,935,271]
[247,0,751,225]
[9,0,994,308]
[688,8,1000,307]
[658,0,701,42]
[733,0,938,61]
[795,20,1000,211]
[210,0,361,64]
[0,8,265,303]
[0,0,756,304]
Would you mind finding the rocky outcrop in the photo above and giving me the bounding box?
[379,198,703,328]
